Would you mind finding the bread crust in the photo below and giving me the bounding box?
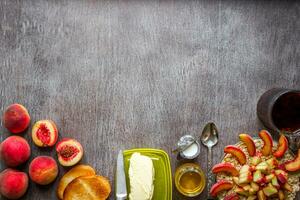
[63,175,111,200]
[57,165,96,199]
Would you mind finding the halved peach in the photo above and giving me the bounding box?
[3,104,30,134]
[273,135,288,158]
[258,130,273,156]
[32,120,58,147]
[212,163,239,176]
[210,180,233,197]
[285,149,300,172]
[56,138,83,167]
[239,133,256,156]
[224,145,246,165]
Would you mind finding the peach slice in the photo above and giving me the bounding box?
[275,170,288,184]
[239,133,256,156]
[212,163,239,176]
[32,120,58,147]
[278,190,285,200]
[3,104,30,134]
[56,138,83,167]
[263,183,278,197]
[224,145,246,165]
[0,136,31,167]
[210,180,233,197]
[258,130,273,156]
[285,149,300,172]
[273,135,288,158]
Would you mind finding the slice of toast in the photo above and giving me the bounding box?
[63,175,111,200]
[57,164,96,199]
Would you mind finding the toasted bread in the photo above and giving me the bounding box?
[57,165,96,199]
[63,175,111,200]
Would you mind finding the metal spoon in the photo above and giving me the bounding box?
[200,122,219,199]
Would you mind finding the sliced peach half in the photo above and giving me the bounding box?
[285,149,300,172]
[210,180,233,197]
[56,138,83,167]
[224,145,246,165]
[273,134,288,158]
[212,163,239,176]
[258,130,273,156]
[32,120,58,147]
[239,133,256,156]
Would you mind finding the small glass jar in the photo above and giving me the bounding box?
[175,163,206,197]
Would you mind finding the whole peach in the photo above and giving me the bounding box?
[0,136,31,167]
[29,156,58,185]
[0,168,28,199]
[3,103,31,134]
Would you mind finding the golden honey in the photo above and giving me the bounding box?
[175,163,206,197]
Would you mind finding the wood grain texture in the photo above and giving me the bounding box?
[0,0,299,199]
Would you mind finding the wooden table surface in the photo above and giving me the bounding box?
[0,0,299,199]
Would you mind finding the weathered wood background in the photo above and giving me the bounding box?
[0,0,299,199]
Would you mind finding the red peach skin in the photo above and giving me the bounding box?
[210,180,234,197]
[239,133,256,156]
[29,156,58,185]
[0,136,31,167]
[212,163,239,176]
[3,104,30,134]
[224,145,247,165]
[0,169,28,199]
[273,134,288,158]
[258,130,273,156]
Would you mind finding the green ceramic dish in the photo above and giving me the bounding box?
[123,148,172,200]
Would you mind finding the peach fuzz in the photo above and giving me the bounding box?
[29,156,58,185]
[0,136,31,167]
[32,120,58,147]
[3,103,30,134]
[0,168,28,199]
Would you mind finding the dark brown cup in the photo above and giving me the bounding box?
[257,88,300,152]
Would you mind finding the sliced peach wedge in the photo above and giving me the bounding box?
[239,133,256,156]
[212,163,239,176]
[224,145,247,165]
[285,149,300,172]
[210,180,234,197]
[258,130,273,156]
[273,134,288,158]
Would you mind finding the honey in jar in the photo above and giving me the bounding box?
[175,163,206,197]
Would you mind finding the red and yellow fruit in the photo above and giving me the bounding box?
[3,104,30,134]
[273,135,288,158]
[56,138,83,166]
[32,120,58,147]
[258,130,273,156]
[0,136,31,167]
[212,163,239,176]
[29,156,58,185]
[210,180,234,197]
[0,169,28,199]
[285,149,300,172]
[224,193,239,200]
[224,145,246,165]
[239,133,256,156]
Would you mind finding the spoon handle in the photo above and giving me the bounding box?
[207,146,214,199]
